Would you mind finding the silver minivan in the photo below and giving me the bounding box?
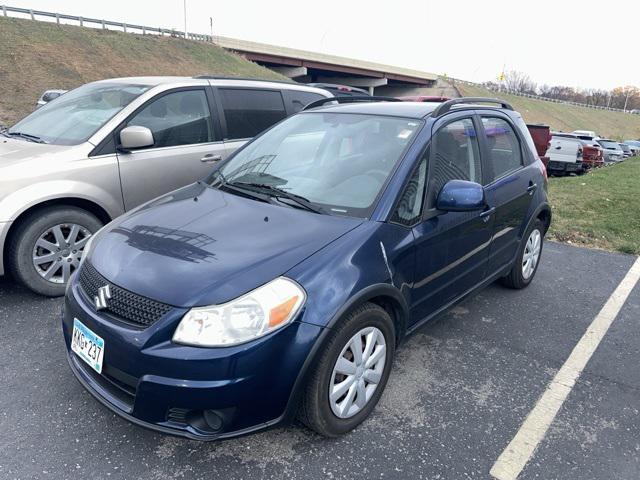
[0,76,332,295]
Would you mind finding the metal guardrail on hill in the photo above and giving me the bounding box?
[0,4,214,42]
[447,76,634,114]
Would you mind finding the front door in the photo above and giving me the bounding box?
[117,88,226,210]
[410,114,494,325]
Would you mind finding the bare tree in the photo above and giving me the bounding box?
[503,70,537,94]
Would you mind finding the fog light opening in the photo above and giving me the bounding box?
[203,409,224,432]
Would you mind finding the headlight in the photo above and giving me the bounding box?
[173,277,306,347]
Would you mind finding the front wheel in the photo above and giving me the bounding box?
[297,302,396,437]
[8,206,103,297]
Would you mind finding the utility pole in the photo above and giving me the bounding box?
[183,0,187,39]
[623,87,631,112]
[210,17,213,41]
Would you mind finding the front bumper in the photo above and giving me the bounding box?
[62,278,324,440]
[0,221,11,276]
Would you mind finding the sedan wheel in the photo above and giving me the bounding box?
[522,228,541,280]
[329,326,387,419]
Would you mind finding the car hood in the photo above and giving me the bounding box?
[0,136,72,167]
[89,182,363,307]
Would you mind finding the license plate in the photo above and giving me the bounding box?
[71,318,105,374]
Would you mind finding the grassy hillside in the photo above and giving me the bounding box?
[547,157,640,255]
[456,83,640,141]
[0,16,287,125]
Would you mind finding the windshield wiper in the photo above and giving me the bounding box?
[7,131,47,144]
[230,182,324,214]
[209,171,272,203]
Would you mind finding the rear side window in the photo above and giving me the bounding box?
[428,118,482,207]
[127,89,213,148]
[219,89,287,140]
[285,90,326,113]
[481,117,523,181]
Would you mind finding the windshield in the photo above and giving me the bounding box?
[9,82,151,145]
[213,112,422,217]
[599,140,620,149]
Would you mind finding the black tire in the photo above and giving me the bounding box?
[297,302,396,437]
[8,206,103,297]
[500,218,545,289]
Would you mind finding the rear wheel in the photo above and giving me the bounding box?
[298,302,395,437]
[500,218,544,289]
[8,206,103,297]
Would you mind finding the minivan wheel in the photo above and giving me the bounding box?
[8,206,103,297]
[297,302,395,437]
[500,218,544,289]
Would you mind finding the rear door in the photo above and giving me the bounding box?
[479,114,538,277]
[213,87,289,156]
[116,87,226,210]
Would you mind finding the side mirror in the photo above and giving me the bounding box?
[119,126,154,150]
[436,180,486,212]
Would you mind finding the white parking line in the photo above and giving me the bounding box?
[490,256,640,480]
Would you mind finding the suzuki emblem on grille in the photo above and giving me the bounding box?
[94,285,112,311]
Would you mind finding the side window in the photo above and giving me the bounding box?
[481,117,523,181]
[392,154,427,226]
[285,90,326,113]
[219,89,287,140]
[428,118,481,207]
[127,89,213,148]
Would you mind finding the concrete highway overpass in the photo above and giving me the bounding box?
[214,36,440,96]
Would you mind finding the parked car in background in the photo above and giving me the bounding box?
[546,134,583,174]
[571,130,597,138]
[618,143,632,158]
[526,124,551,169]
[553,132,603,169]
[398,95,452,102]
[0,76,332,296]
[62,97,550,441]
[307,83,371,98]
[573,133,604,167]
[623,140,640,155]
[36,89,67,108]
[597,139,625,163]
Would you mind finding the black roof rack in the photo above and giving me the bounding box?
[432,97,514,117]
[303,96,402,111]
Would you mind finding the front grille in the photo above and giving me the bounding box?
[79,262,172,328]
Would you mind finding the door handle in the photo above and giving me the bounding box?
[527,183,538,195]
[479,206,496,222]
[555,146,562,149]
[201,154,222,163]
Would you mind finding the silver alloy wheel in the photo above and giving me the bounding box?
[522,228,542,280]
[32,223,92,284]
[329,326,387,419]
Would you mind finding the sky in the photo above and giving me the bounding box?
[7,0,639,90]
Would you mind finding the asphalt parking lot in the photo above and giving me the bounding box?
[1,241,639,480]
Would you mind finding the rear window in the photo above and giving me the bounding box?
[219,88,287,140]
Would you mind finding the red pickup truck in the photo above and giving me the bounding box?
[526,124,551,169]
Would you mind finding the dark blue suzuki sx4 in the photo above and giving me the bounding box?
[63,97,551,440]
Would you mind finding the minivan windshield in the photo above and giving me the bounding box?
[213,112,422,218]
[8,82,151,145]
